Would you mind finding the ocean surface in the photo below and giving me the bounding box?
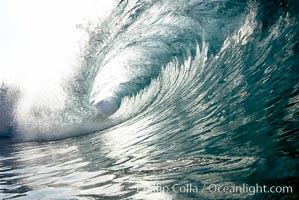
[0,0,298,199]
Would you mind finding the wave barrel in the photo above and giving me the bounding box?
[94,97,120,116]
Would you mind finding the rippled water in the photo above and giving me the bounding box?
[1,0,299,199]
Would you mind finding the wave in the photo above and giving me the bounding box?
[0,0,298,145]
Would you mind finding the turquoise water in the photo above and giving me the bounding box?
[0,0,298,199]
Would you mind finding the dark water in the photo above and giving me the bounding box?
[0,0,298,199]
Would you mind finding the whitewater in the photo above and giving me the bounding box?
[0,0,298,199]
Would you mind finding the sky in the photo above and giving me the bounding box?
[0,0,115,87]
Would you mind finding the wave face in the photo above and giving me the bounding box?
[0,0,298,199]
